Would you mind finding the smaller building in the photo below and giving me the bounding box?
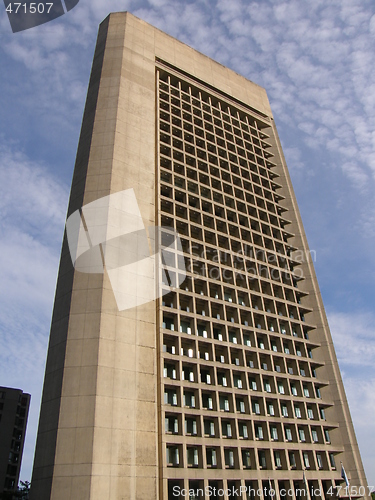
[0,387,30,494]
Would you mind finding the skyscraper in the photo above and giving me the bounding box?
[0,386,30,494]
[30,12,368,500]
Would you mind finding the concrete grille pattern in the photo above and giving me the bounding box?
[157,67,339,495]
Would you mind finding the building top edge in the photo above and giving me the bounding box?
[100,11,273,118]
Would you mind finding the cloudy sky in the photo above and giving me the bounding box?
[0,0,374,487]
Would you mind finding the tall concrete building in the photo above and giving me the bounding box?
[30,12,368,500]
[0,387,30,494]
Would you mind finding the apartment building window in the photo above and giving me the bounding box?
[220,396,230,412]
[274,451,282,468]
[324,429,331,443]
[237,399,246,413]
[255,425,264,440]
[234,356,240,366]
[282,404,288,417]
[229,332,238,344]
[264,380,271,393]
[252,401,261,415]
[303,452,310,469]
[167,446,180,467]
[250,378,257,391]
[206,448,217,467]
[312,429,319,442]
[320,408,326,420]
[180,321,191,334]
[183,392,196,408]
[289,451,296,468]
[164,389,178,406]
[316,453,323,469]
[295,406,301,418]
[291,384,298,396]
[234,375,243,389]
[278,382,285,394]
[285,427,292,441]
[222,421,232,438]
[220,374,228,387]
[268,403,275,416]
[225,449,235,468]
[203,394,213,410]
[284,343,290,354]
[163,318,175,331]
[185,418,197,436]
[165,416,178,434]
[303,386,310,397]
[298,428,306,442]
[242,449,251,468]
[201,370,211,385]
[270,426,278,441]
[258,450,267,469]
[241,424,248,439]
[164,364,177,379]
[329,453,336,469]
[187,447,199,467]
[204,420,215,437]
[307,407,314,419]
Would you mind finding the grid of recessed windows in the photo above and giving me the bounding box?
[157,67,340,482]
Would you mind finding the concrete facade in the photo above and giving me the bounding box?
[30,12,368,500]
[0,387,30,493]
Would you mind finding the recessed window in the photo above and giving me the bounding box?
[298,428,306,442]
[285,427,292,441]
[274,451,282,468]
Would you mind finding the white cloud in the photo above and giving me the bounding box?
[342,376,375,486]
[328,310,375,367]
[327,310,375,485]
[0,146,69,481]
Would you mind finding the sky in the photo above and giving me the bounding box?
[0,0,374,488]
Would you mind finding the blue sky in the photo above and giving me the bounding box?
[0,0,374,486]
